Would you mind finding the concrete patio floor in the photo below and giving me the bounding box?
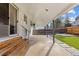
[25,35,72,56]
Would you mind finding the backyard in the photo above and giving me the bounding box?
[55,35,79,50]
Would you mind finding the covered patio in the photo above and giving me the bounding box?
[0,3,79,56]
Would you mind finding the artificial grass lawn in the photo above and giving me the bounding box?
[55,35,79,50]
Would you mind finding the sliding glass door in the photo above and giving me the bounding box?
[0,3,18,38]
[0,3,9,37]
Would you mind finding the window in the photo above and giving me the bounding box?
[9,4,17,35]
[24,14,27,24]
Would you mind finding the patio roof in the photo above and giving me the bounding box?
[16,3,77,26]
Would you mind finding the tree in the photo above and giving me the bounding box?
[64,19,72,27]
[55,18,61,28]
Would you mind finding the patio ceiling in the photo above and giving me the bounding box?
[16,3,77,26]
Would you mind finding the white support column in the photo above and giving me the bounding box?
[30,27,33,36]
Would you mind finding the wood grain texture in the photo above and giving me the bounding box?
[0,36,29,56]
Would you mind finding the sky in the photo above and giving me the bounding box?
[59,5,79,22]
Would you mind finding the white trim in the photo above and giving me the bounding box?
[8,4,10,36]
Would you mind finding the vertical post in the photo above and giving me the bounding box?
[47,24,48,37]
[52,20,55,44]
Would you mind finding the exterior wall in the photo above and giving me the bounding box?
[15,4,32,38]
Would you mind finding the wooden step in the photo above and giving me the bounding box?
[0,36,29,56]
[1,44,17,56]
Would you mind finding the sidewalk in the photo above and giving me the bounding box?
[25,35,72,56]
[55,38,79,56]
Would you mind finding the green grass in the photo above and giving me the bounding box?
[55,35,79,50]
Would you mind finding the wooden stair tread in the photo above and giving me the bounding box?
[0,36,29,56]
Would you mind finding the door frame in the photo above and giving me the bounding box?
[8,3,19,36]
